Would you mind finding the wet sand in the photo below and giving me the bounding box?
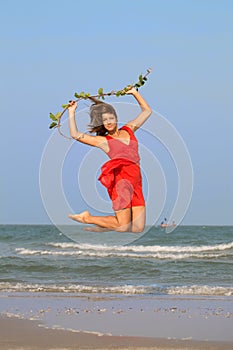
[1,315,233,350]
[0,293,233,349]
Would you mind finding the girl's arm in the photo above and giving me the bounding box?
[68,101,107,149]
[125,88,152,132]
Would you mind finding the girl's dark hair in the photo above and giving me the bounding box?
[88,97,117,136]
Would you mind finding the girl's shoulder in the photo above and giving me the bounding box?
[120,124,134,133]
[120,125,136,139]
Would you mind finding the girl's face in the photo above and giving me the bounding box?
[102,113,117,132]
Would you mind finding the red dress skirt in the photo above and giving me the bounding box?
[98,126,145,211]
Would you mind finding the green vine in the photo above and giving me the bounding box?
[49,67,153,137]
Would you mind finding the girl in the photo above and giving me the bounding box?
[68,87,152,232]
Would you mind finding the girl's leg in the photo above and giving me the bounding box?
[83,225,111,232]
[131,206,146,233]
[69,208,132,232]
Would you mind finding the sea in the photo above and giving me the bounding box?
[0,224,233,297]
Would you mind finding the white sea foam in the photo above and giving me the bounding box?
[48,241,233,253]
[167,285,233,296]
[0,282,149,294]
[0,282,233,296]
[15,247,226,260]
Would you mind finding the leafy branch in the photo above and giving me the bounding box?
[49,67,153,137]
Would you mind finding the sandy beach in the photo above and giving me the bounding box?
[1,315,233,350]
[1,225,233,349]
[1,315,224,350]
[0,293,233,350]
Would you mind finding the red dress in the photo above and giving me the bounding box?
[98,125,145,211]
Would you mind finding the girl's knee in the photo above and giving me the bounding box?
[116,222,131,232]
[131,224,145,233]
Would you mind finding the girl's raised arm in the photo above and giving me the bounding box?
[68,101,107,150]
[125,88,152,132]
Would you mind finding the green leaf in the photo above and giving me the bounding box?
[115,91,121,97]
[98,87,103,95]
[101,95,105,100]
[55,112,62,119]
[49,113,57,121]
[79,91,86,98]
[139,74,143,83]
[74,92,80,98]
[49,122,57,129]
[62,104,69,109]
[85,93,90,97]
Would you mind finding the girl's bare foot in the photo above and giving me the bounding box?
[68,211,90,223]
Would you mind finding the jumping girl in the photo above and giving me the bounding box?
[68,87,152,233]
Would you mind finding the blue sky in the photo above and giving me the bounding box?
[1,0,233,225]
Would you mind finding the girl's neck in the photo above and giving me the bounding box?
[108,128,119,137]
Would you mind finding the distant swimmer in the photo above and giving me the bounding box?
[160,218,176,228]
[68,87,152,233]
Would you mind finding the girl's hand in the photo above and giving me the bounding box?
[125,86,138,95]
[68,100,78,113]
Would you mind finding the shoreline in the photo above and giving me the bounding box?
[1,315,233,350]
[0,293,233,349]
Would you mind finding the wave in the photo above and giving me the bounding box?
[48,241,233,253]
[15,247,228,260]
[167,285,233,297]
[0,282,149,294]
[0,282,233,296]
[15,240,233,260]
